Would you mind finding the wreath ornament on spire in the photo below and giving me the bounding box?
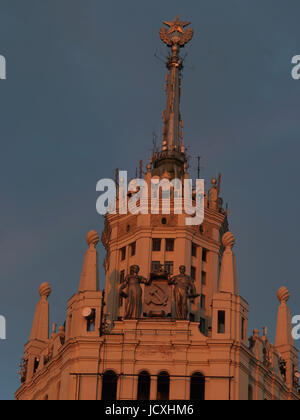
[159,15,194,47]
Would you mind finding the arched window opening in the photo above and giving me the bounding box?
[190,373,205,401]
[101,371,118,401]
[157,371,170,401]
[137,371,151,400]
[56,381,61,400]
[248,385,253,401]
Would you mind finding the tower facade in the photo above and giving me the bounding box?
[16,17,299,401]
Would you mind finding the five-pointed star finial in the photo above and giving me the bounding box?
[163,15,191,35]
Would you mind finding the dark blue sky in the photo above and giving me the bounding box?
[1,0,300,400]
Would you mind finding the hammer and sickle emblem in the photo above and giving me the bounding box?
[146,285,168,306]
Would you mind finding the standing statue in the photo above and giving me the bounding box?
[168,266,199,320]
[119,265,148,320]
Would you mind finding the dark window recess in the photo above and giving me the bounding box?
[151,261,161,272]
[248,385,253,401]
[87,309,96,332]
[165,261,174,275]
[152,239,161,252]
[192,243,197,258]
[120,270,125,283]
[165,239,175,252]
[130,242,136,256]
[137,371,151,401]
[199,318,206,334]
[190,373,205,401]
[33,358,39,375]
[201,294,206,309]
[120,247,126,261]
[218,311,226,334]
[202,248,208,262]
[101,371,118,401]
[191,266,196,281]
[157,372,170,401]
[241,318,246,341]
[202,271,207,286]
[119,271,126,307]
[189,313,195,322]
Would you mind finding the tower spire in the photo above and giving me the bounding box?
[159,16,193,154]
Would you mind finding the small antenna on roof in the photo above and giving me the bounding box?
[217,173,222,195]
[139,160,143,179]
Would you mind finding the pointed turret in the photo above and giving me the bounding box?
[275,287,294,347]
[30,282,51,341]
[275,287,298,390]
[78,230,99,292]
[66,230,103,340]
[219,232,239,295]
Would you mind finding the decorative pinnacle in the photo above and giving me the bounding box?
[277,287,290,304]
[86,230,99,248]
[160,16,194,48]
[39,282,52,299]
[222,232,235,250]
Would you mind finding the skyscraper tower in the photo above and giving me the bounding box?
[16,17,299,401]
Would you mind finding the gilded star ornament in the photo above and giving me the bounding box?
[160,16,194,48]
[163,16,191,35]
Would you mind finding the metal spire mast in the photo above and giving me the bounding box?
[159,16,194,154]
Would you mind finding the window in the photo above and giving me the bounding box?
[201,294,206,309]
[33,358,39,375]
[218,311,226,334]
[241,318,246,341]
[165,261,174,276]
[201,271,207,286]
[157,372,170,401]
[120,247,126,261]
[190,373,205,401]
[199,318,206,334]
[119,271,125,307]
[120,270,125,284]
[56,381,61,401]
[202,248,208,262]
[192,243,197,258]
[87,309,96,332]
[165,239,175,252]
[101,371,118,401]
[191,266,196,281]
[130,242,136,256]
[152,239,161,252]
[151,261,161,272]
[137,371,151,400]
[248,385,253,401]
